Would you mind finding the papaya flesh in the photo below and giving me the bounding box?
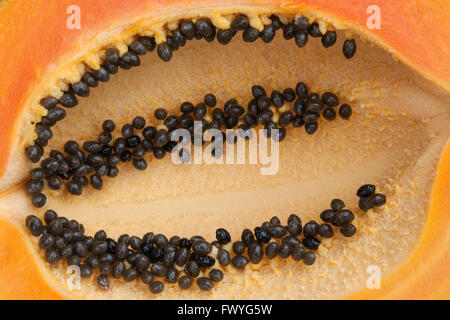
[0,0,449,299]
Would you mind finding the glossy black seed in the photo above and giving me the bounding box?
[81,72,99,87]
[302,111,319,123]
[195,19,214,37]
[113,242,128,261]
[67,255,81,266]
[331,199,346,211]
[61,228,74,242]
[208,269,223,282]
[157,42,173,62]
[241,229,255,246]
[59,92,78,108]
[287,221,302,236]
[153,147,166,159]
[83,236,94,250]
[308,23,322,37]
[321,31,337,48]
[36,124,53,141]
[261,24,276,43]
[269,225,287,238]
[193,103,207,119]
[215,249,230,267]
[343,39,357,58]
[322,107,337,121]
[92,230,106,242]
[232,241,245,255]
[26,180,44,195]
[184,261,200,278]
[39,234,55,249]
[72,81,90,97]
[278,111,294,127]
[110,261,125,279]
[231,255,248,269]
[334,209,354,226]
[305,122,318,134]
[320,209,335,223]
[26,145,43,163]
[123,267,138,282]
[214,228,231,245]
[180,20,196,38]
[29,168,44,182]
[137,270,153,284]
[103,61,118,74]
[264,242,278,259]
[302,237,320,250]
[32,193,47,208]
[295,82,308,99]
[60,246,73,259]
[282,236,301,249]
[74,241,89,258]
[104,48,119,64]
[99,262,113,276]
[82,141,101,154]
[243,27,260,42]
[94,274,110,290]
[278,243,291,259]
[173,247,189,267]
[123,52,141,67]
[321,92,338,108]
[357,184,376,198]
[192,254,215,268]
[195,277,213,291]
[283,22,296,39]
[45,248,59,264]
[101,120,115,133]
[295,30,308,48]
[369,193,387,207]
[318,224,334,238]
[43,210,58,225]
[248,242,263,264]
[339,103,352,120]
[85,255,99,269]
[251,85,266,99]
[119,150,132,162]
[340,223,357,237]
[105,238,117,255]
[217,28,232,45]
[292,115,305,127]
[92,66,110,82]
[292,245,305,261]
[153,108,167,121]
[165,267,178,284]
[224,116,238,129]
[41,97,58,109]
[172,29,187,47]
[47,219,62,236]
[302,251,316,265]
[178,276,192,289]
[254,227,271,243]
[129,39,147,55]
[148,281,164,294]
[269,15,283,29]
[231,15,249,31]
[303,220,320,237]
[26,216,43,236]
[47,107,67,123]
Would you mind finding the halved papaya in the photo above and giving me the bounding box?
[0,0,448,300]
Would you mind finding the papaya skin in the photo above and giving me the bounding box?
[0,0,448,299]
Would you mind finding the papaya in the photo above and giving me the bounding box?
[0,0,448,300]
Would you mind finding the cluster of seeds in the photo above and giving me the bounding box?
[26,185,384,294]
[26,12,357,163]
[356,184,387,211]
[25,81,352,208]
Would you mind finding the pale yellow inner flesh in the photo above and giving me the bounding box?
[2,31,449,299]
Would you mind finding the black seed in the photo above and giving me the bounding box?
[94,230,107,241]
[283,22,295,39]
[124,267,138,282]
[185,261,200,278]
[96,275,110,290]
[215,228,231,244]
[320,209,335,223]
[308,22,322,37]
[248,242,263,264]
[269,225,287,238]
[74,241,89,258]
[153,147,166,159]
[292,245,305,261]
[265,242,279,259]
[302,251,316,265]
[193,103,207,119]
[32,193,47,208]
[217,249,231,267]
[29,168,44,181]
[302,237,320,250]
[303,220,320,237]
[180,21,196,38]
[140,36,156,51]
[36,124,53,141]
[41,97,58,109]
[331,198,346,211]
[172,29,187,47]
[47,219,62,236]
[322,92,339,107]
[59,92,78,108]
[243,27,260,42]
[67,255,81,266]
[129,39,147,55]
[261,24,276,43]
[318,224,334,238]
[60,246,73,259]
[295,82,308,99]
[195,19,214,37]
[232,241,245,255]
[157,42,172,62]
[292,115,305,127]
[45,248,59,264]
[294,16,309,30]
[231,15,249,31]
[102,119,116,132]
[99,262,113,276]
[241,229,255,246]
[321,31,337,48]
[254,227,271,243]
[295,30,308,48]
[165,267,178,283]
[369,193,386,207]
[26,145,43,163]
[192,254,215,268]
[231,255,248,269]
[148,281,164,294]
[26,180,44,195]
[105,48,120,64]
[196,277,213,291]
[270,15,283,29]
[178,276,192,289]
[217,29,232,45]
[322,108,337,121]
[43,210,58,224]
[357,184,376,198]
[103,61,118,74]
[48,176,62,190]
[86,255,100,268]
[122,52,141,67]
[47,107,67,123]
[174,247,189,267]
[139,270,154,284]
[279,243,291,259]
[72,81,90,97]
[39,234,55,249]
[26,216,43,236]
[339,104,352,119]
[340,223,357,237]
[93,66,110,82]
[281,236,301,248]
[343,39,357,58]
[287,221,302,236]
[305,122,318,134]
[154,108,167,120]
[111,261,126,279]
[82,72,99,87]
